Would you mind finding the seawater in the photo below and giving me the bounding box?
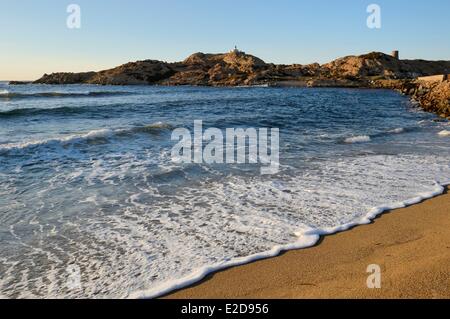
[0,82,449,298]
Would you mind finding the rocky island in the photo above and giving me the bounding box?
[29,49,450,118]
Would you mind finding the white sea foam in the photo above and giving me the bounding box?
[345,135,371,143]
[129,177,449,299]
[129,230,320,299]
[438,130,450,137]
[389,128,405,134]
[3,149,449,299]
[45,153,450,299]
[236,84,270,88]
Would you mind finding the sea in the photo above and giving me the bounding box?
[0,82,449,298]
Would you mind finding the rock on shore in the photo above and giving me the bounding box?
[398,80,450,118]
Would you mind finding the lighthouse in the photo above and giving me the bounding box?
[231,46,245,55]
[391,50,399,59]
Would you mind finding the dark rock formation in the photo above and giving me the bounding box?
[322,52,450,80]
[35,72,96,84]
[367,78,450,119]
[397,80,450,118]
[34,51,450,87]
[162,51,271,86]
[34,51,273,86]
[87,60,175,85]
[8,81,32,85]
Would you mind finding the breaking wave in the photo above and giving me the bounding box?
[344,135,371,143]
[388,127,405,134]
[342,127,417,144]
[0,122,174,154]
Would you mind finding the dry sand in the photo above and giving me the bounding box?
[166,187,450,299]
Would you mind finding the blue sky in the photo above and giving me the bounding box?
[1,0,449,80]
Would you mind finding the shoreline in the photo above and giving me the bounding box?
[163,186,450,299]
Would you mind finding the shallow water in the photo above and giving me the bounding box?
[0,82,449,298]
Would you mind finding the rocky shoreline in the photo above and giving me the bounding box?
[396,80,450,119]
[14,50,450,119]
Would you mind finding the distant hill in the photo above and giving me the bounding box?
[33,51,450,86]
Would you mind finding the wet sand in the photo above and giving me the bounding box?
[166,187,450,299]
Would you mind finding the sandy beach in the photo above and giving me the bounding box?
[166,187,450,299]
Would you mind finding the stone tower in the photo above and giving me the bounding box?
[391,50,399,59]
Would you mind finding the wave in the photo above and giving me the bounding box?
[344,135,371,143]
[0,106,89,117]
[0,95,263,119]
[0,104,121,118]
[438,130,450,137]
[129,181,449,299]
[0,129,113,153]
[342,127,416,144]
[0,122,174,154]
[388,127,404,134]
[0,91,135,100]
[133,122,174,133]
[236,84,270,88]
[0,101,146,118]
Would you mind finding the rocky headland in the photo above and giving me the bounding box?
[26,50,450,118]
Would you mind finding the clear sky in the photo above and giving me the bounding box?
[1,0,449,80]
